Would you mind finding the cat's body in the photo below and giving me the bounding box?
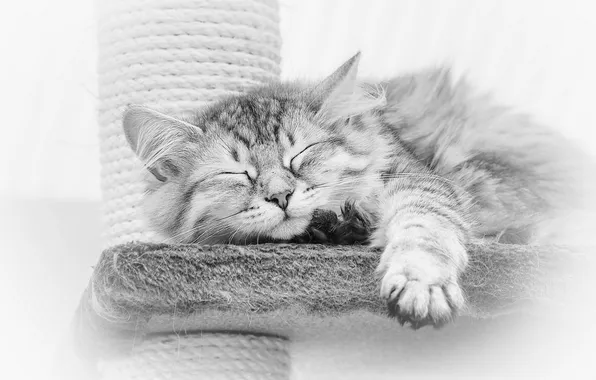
[123,53,594,327]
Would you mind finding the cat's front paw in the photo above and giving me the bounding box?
[378,246,466,328]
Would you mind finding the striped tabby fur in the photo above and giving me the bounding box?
[123,53,594,327]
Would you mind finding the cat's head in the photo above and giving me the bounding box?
[123,53,387,244]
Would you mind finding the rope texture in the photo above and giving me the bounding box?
[97,0,281,247]
[98,333,291,380]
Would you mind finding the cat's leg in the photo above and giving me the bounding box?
[373,176,471,328]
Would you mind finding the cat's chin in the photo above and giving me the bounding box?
[267,217,310,240]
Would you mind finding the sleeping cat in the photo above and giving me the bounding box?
[122,53,593,328]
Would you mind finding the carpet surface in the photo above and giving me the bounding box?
[89,241,577,320]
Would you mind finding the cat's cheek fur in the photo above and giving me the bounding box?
[230,202,280,230]
[142,181,185,238]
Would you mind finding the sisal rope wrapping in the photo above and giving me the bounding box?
[98,333,291,380]
[97,0,281,247]
[94,1,285,377]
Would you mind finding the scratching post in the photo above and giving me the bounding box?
[99,333,290,380]
[97,0,281,247]
[94,0,284,378]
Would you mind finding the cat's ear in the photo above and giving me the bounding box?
[123,105,202,181]
[310,52,361,113]
[310,52,385,122]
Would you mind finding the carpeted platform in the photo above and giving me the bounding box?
[74,240,588,364]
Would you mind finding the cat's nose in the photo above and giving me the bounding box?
[266,190,293,210]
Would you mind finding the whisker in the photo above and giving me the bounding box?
[227,224,245,244]
[193,223,231,245]
[161,224,204,244]
[216,209,246,221]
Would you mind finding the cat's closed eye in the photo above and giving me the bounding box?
[289,143,321,172]
[219,171,253,182]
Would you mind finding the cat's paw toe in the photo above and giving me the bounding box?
[379,262,465,328]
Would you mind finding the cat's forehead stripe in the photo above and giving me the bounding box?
[231,128,253,148]
[209,96,292,146]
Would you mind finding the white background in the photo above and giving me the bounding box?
[1,0,595,379]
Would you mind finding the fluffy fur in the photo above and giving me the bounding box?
[123,53,594,327]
